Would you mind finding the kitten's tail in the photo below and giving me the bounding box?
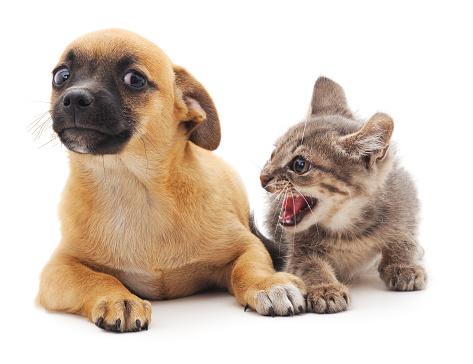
[249,212,285,272]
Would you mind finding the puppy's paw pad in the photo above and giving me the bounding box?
[381,264,427,291]
[91,296,151,332]
[307,283,350,314]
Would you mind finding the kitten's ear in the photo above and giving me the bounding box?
[173,65,221,151]
[309,77,354,119]
[340,113,394,166]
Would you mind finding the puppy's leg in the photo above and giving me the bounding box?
[229,234,307,316]
[36,252,151,332]
[286,254,350,314]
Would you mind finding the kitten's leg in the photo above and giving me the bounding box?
[378,240,427,291]
[286,254,350,314]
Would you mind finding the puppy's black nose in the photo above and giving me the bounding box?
[260,175,272,188]
[63,89,94,108]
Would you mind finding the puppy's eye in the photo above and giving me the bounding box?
[53,68,70,86]
[291,157,311,174]
[123,71,147,88]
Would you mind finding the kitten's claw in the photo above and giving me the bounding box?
[380,264,427,291]
[306,283,350,314]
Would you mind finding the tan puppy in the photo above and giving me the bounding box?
[35,29,306,332]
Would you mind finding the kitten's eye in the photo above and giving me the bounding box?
[292,157,311,174]
[270,149,276,161]
[53,68,70,86]
[123,71,147,88]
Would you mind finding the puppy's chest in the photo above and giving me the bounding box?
[91,187,194,268]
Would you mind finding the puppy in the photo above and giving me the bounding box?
[35,29,306,332]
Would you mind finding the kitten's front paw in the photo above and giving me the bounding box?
[306,283,350,314]
[246,272,307,316]
[380,264,427,291]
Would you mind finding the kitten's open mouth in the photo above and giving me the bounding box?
[280,196,317,226]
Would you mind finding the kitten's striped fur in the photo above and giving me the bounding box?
[259,77,427,313]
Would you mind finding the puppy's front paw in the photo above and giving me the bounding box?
[380,264,427,291]
[246,272,306,316]
[91,295,152,332]
[306,283,350,314]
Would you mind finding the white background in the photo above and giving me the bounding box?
[1,1,471,363]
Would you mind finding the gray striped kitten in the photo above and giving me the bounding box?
[259,77,427,314]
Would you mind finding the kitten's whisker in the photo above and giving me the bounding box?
[299,118,309,146]
[292,185,320,234]
[276,187,289,248]
[271,184,288,219]
[292,186,317,220]
[263,181,283,190]
[274,186,288,234]
[269,182,290,207]
[291,190,296,253]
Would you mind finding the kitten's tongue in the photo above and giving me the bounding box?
[282,196,307,220]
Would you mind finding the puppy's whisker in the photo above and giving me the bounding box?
[140,136,149,172]
[27,111,50,129]
[101,156,108,183]
[37,120,53,140]
[27,117,46,133]
[28,114,52,136]
[143,134,160,155]
[39,136,58,149]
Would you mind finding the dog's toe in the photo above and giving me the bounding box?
[91,296,151,333]
[248,273,306,316]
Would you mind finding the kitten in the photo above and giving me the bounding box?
[258,77,427,314]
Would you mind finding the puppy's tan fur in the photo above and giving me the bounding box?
[36,29,305,332]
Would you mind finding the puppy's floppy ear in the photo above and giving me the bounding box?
[174,66,221,151]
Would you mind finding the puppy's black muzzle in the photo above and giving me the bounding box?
[53,86,133,155]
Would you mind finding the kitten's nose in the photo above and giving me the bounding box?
[260,175,272,188]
